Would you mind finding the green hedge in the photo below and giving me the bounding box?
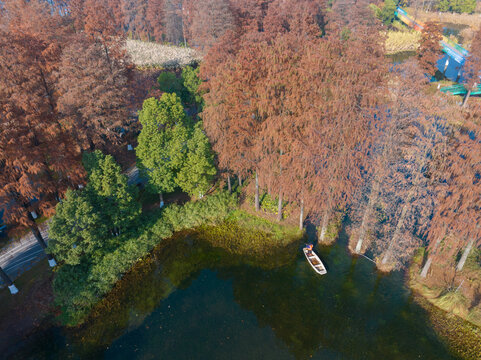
[53,191,237,326]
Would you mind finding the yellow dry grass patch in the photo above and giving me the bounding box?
[408,8,481,30]
[385,30,421,54]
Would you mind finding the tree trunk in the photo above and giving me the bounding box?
[456,238,475,272]
[29,225,56,267]
[181,14,187,47]
[299,199,304,231]
[29,225,47,249]
[102,41,113,74]
[238,174,242,187]
[319,210,330,242]
[255,171,260,212]
[277,191,283,222]
[0,266,18,294]
[381,201,410,265]
[277,149,283,222]
[38,67,56,115]
[355,181,379,254]
[462,90,472,107]
[420,235,443,278]
[420,257,433,278]
[227,175,231,193]
[88,137,95,151]
[159,193,164,208]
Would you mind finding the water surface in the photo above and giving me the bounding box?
[10,229,458,360]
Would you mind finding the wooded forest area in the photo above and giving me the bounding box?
[0,0,480,327]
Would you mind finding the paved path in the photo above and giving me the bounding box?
[126,164,148,186]
[0,225,49,287]
[0,165,144,289]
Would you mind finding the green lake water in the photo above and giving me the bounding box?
[9,228,460,360]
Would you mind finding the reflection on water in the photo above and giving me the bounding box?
[442,23,469,44]
[387,51,416,64]
[10,228,458,360]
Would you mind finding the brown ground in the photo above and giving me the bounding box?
[0,261,56,357]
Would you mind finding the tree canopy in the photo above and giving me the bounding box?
[48,151,140,265]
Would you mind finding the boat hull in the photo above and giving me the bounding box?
[303,248,327,275]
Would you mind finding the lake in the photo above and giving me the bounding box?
[8,227,459,360]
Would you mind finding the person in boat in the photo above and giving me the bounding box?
[305,244,313,256]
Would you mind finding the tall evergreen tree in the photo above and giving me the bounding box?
[48,151,140,264]
[136,94,189,206]
[176,122,216,198]
[83,151,141,234]
[48,189,103,265]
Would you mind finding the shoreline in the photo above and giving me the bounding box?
[413,292,481,359]
[2,208,481,359]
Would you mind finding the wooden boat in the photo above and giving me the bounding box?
[303,247,327,275]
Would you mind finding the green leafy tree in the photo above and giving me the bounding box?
[176,122,216,198]
[379,0,397,26]
[437,0,451,12]
[48,152,140,264]
[451,0,463,12]
[136,94,189,206]
[182,65,204,108]
[437,0,476,13]
[83,151,141,235]
[48,189,103,265]
[458,0,476,13]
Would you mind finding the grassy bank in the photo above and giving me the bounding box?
[414,295,481,360]
[197,210,303,260]
[409,248,481,328]
[52,186,305,327]
[409,247,481,359]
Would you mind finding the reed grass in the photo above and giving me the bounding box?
[125,39,202,69]
[385,30,421,54]
[408,8,481,30]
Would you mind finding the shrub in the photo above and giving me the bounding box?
[157,69,204,107]
[248,192,287,215]
[157,72,187,100]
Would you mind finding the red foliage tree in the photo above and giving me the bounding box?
[184,0,235,51]
[462,27,481,106]
[0,0,84,265]
[202,0,387,232]
[417,21,443,75]
[146,0,165,41]
[56,34,131,150]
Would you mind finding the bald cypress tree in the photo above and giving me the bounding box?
[56,35,130,150]
[0,0,84,267]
